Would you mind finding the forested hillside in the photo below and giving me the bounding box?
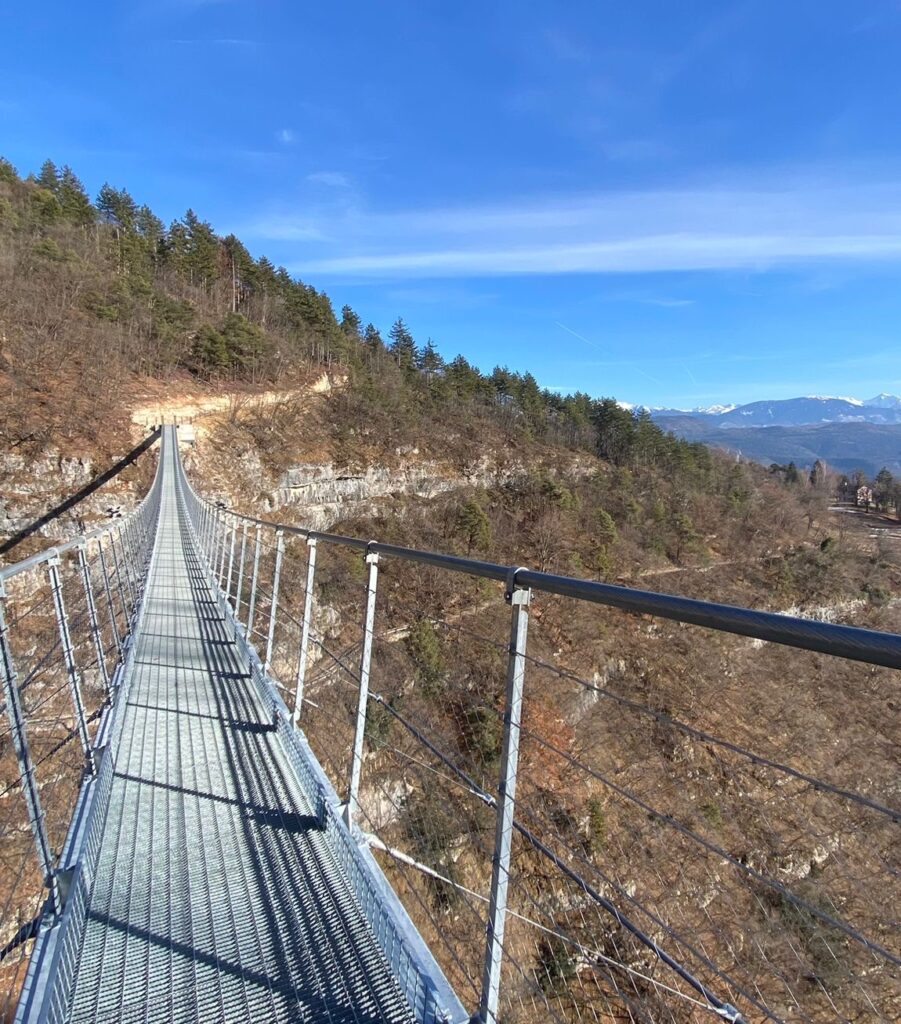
[0,156,726,470]
[0,158,807,565]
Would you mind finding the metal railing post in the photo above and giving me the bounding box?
[209,514,219,578]
[110,526,135,614]
[48,555,96,776]
[205,505,215,561]
[292,537,317,725]
[0,582,61,916]
[97,535,123,661]
[246,525,262,638]
[77,542,111,700]
[200,504,210,555]
[478,571,531,1024]
[264,530,285,675]
[225,518,237,602]
[121,521,140,601]
[345,548,380,829]
[234,522,249,620]
[129,514,147,574]
[216,516,228,586]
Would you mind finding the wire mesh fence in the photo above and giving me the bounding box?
[189,484,900,1024]
[0,471,162,1021]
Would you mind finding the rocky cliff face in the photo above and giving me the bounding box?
[0,450,147,550]
[191,429,597,531]
[270,455,526,530]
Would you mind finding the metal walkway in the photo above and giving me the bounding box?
[20,429,457,1024]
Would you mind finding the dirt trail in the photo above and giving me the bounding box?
[129,374,334,433]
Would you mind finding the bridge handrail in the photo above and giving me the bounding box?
[0,435,163,584]
[197,503,901,671]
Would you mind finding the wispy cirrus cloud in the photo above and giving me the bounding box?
[169,37,256,46]
[306,170,352,188]
[243,173,901,280]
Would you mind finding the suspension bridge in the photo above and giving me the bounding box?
[0,426,898,1024]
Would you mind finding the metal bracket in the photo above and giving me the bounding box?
[504,566,529,605]
[55,867,75,909]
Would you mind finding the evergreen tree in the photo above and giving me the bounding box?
[340,305,362,337]
[223,234,257,311]
[418,339,443,377]
[456,498,493,554]
[191,324,229,371]
[874,467,895,511]
[181,209,219,286]
[445,355,482,399]
[96,184,137,229]
[388,317,418,372]
[57,166,95,226]
[0,158,19,184]
[36,159,59,193]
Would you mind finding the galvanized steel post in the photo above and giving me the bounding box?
[234,522,249,618]
[77,542,111,700]
[246,524,262,638]
[210,514,220,581]
[112,526,136,611]
[292,537,317,725]
[97,535,123,660]
[0,581,61,916]
[200,504,211,556]
[225,518,237,602]
[264,530,285,675]
[478,570,531,1024]
[345,547,380,829]
[216,516,228,586]
[48,555,96,776]
[121,521,140,600]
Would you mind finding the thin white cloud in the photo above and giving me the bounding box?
[169,37,256,46]
[278,128,296,145]
[242,173,901,280]
[294,233,901,277]
[306,171,352,188]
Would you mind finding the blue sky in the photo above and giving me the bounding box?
[3,0,901,408]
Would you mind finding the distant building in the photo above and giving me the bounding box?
[856,485,874,509]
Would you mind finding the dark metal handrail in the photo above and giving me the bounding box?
[201,505,901,671]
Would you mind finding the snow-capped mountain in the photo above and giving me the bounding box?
[650,395,901,428]
[864,393,901,410]
[648,393,901,475]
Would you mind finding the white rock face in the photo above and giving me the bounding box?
[268,456,527,530]
[1,452,100,539]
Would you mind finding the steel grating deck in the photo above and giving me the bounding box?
[61,437,419,1024]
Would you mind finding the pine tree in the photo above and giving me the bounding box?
[340,305,362,337]
[96,184,137,229]
[0,158,18,184]
[456,498,493,554]
[181,209,219,287]
[57,166,95,226]
[417,338,443,377]
[223,234,256,311]
[36,159,59,193]
[388,317,417,372]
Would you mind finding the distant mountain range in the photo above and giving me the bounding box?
[651,394,901,428]
[650,395,901,477]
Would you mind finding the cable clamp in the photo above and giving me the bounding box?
[714,1005,744,1024]
[505,566,529,604]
